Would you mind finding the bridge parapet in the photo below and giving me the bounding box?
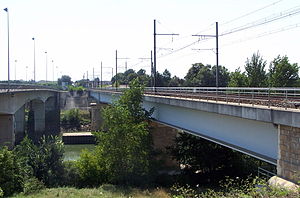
[0,83,59,93]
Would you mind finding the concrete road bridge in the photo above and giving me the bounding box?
[0,84,61,146]
[89,87,300,182]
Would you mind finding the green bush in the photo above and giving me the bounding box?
[0,187,3,198]
[0,146,24,196]
[76,149,106,187]
[14,136,65,187]
[68,85,85,93]
[171,177,300,198]
[61,109,81,130]
[61,161,80,187]
[23,177,45,195]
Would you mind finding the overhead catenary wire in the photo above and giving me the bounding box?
[129,3,300,74]
[222,23,300,47]
[220,5,300,36]
[221,0,284,26]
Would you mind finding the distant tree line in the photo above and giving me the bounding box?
[112,52,299,87]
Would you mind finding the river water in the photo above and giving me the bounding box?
[64,144,95,161]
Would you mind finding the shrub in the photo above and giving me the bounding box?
[61,109,81,130]
[171,177,300,198]
[61,161,80,187]
[23,177,45,195]
[92,79,153,185]
[14,136,65,187]
[0,188,3,198]
[76,149,106,187]
[0,146,24,196]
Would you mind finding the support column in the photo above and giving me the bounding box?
[14,105,25,144]
[28,100,45,142]
[0,114,14,148]
[45,96,60,136]
[277,124,300,182]
[150,121,179,169]
[90,103,107,131]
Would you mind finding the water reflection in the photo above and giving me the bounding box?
[64,144,95,161]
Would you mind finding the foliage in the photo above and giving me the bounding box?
[169,132,235,174]
[0,188,3,198]
[168,132,272,179]
[87,79,153,185]
[14,136,65,187]
[61,161,80,187]
[67,85,86,93]
[58,75,72,86]
[245,51,267,87]
[0,146,24,196]
[169,76,184,87]
[22,177,45,195]
[76,149,106,187]
[228,67,248,87]
[269,55,299,87]
[184,63,229,87]
[112,69,151,86]
[171,177,300,198]
[12,186,171,198]
[61,109,82,130]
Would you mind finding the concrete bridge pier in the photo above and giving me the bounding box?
[90,103,108,131]
[45,96,60,136]
[14,105,25,144]
[277,125,300,182]
[27,100,45,142]
[0,114,14,148]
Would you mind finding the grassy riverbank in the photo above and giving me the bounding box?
[12,186,170,198]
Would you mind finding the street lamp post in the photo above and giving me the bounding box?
[52,60,54,82]
[14,60,17,80]
[26,66,28,81]
[4,8,10,91]
[45,51,48,82]
[32,37,36,82]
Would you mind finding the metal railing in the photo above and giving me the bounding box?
[91,86,300,109]
[0,83,60,93]
[258,167,276,179]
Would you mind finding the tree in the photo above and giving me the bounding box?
[169,76,184,87]
[14,136,65,187]
[87,79,153,185]
[136,69,151,86]
[228,67,248,87]
[269,55,299,87]
[245,52,267,87]
[58,75,72,86]
[169,132,269,179]
[184,63,229,87]
[212,65,230,87]
[0,147,24,196]
[169,133,235,174]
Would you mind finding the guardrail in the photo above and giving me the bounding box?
[258,167,276,179]
[91,86,300,109]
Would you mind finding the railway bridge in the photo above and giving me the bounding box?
[90,87,300,182]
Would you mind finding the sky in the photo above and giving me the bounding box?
[0,0,299,82]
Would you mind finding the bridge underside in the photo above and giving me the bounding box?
[144,101,278,165]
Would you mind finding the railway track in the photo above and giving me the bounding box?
[92,87,300,109]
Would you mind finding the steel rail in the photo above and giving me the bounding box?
[91,87,300,109]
